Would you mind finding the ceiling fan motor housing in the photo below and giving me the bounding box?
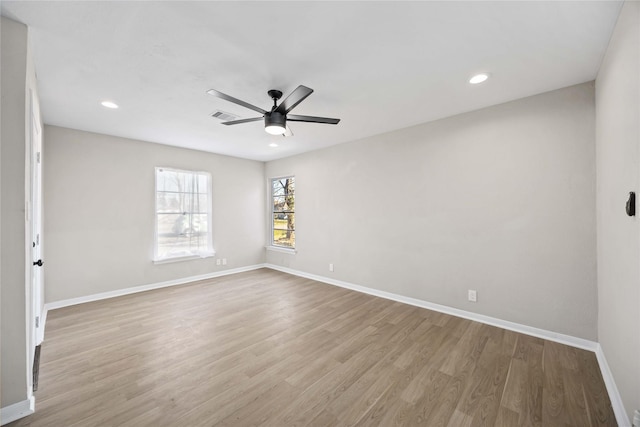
[265,111,286,128]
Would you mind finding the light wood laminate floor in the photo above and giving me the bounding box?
[9,268,616,426]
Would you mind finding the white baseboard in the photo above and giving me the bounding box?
[44,264,266,313]
[595,344,631,427]
[1,396,35,425]
[265,264,598,351]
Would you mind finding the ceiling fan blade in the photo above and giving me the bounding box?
[287,114,340,125]
[221,117,263,126]
[283,126,294,137]
[275,85,313,114]
[206,89,267,115]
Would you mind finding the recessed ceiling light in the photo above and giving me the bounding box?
[469,73,489,84]
[100,100,119,109]
[269,143,279,148]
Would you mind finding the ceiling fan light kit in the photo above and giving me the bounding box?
[265,112,287,135]
[207,85,340,137]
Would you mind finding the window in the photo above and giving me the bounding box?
[154,167,213,261]
[271,176,295,248]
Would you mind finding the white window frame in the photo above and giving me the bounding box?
[269,175,296,251]
[153,167,214,263]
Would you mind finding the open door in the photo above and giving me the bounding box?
[29,89,44,351]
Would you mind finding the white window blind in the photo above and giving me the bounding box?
[154,167,213,261]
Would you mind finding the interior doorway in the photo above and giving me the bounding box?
[29,88,44,376]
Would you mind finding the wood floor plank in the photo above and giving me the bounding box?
[267,341,382,426]
[501,358,528,413]
[7,268,616,427]
[356,355,430,426]
[519,336,544,427]
[495,406,520,427]
[543,341,569,425]
[424,371,469,427]
[306,409,339,427]
[374,398,415,427]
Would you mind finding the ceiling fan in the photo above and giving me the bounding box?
[206,85,340,136]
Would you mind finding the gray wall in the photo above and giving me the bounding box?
[596,1,640,422]
[43,126,265,302]
[1,16,29,408]
[266,83,597,341]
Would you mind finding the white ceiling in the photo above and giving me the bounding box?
[1,1,622,161]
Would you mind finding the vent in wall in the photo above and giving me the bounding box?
[211,110,239,122]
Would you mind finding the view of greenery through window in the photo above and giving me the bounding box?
[155,168,212,260]
[272,176,295,248]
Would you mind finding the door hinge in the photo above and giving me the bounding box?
[36,152,41,164]
[35,316,40,328]
[36,234,40,245]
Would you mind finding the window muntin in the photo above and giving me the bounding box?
[271,176,295,248]
[154,167,213,261]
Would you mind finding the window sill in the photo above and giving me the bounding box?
[153,252,215,264]
[265,246,297,254]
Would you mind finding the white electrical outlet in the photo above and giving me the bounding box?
[468,290,477,302]
[216,259,221,266]
[222,258,227,265]
[329,263,334,272]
